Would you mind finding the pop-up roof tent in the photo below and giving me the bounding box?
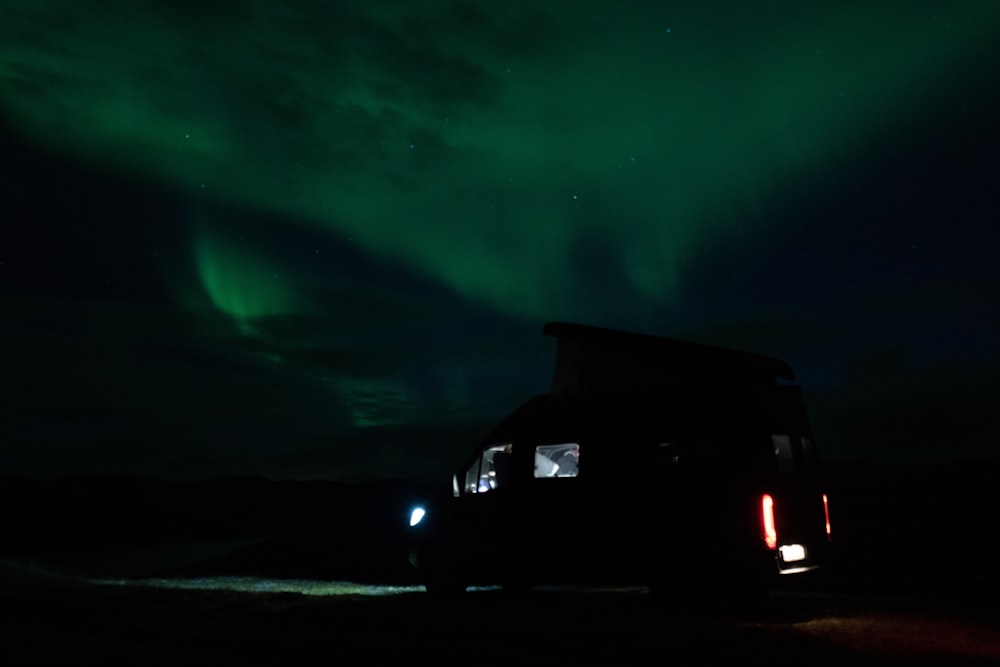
[543,321,796,397]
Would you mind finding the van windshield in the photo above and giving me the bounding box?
[461,443,512,494]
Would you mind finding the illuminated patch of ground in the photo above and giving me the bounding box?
[94,577,645,597]
[95,575,424,596]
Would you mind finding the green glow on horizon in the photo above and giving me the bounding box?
[2,2,998,319]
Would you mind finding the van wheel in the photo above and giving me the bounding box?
[648,577,700,611]
[423,579,467,597]
[501,578,531,597]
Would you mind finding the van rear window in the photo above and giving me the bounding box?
[773,434,819,472]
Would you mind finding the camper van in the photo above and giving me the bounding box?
[407,322,832,600]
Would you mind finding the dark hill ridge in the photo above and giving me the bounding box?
[2,460,999,601]
[0,474,437,582]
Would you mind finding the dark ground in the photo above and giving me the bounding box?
[2,461,1000,665]
[3,562,1000,666]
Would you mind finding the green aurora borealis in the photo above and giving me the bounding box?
[5,1,996,320]
[2,1,999,479]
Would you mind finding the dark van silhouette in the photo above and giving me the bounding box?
[407,322,832,600]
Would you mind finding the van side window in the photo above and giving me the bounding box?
[534,443,580,478]
[462,443,512,494]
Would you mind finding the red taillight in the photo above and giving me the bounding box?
[823,493,832,540]
[761,493,777,550]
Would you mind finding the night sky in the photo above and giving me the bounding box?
[2,1,998,482]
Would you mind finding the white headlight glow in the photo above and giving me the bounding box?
[409,507,426,527]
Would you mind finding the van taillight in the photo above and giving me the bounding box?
[761,493,777,550]
[823,493,831,540]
